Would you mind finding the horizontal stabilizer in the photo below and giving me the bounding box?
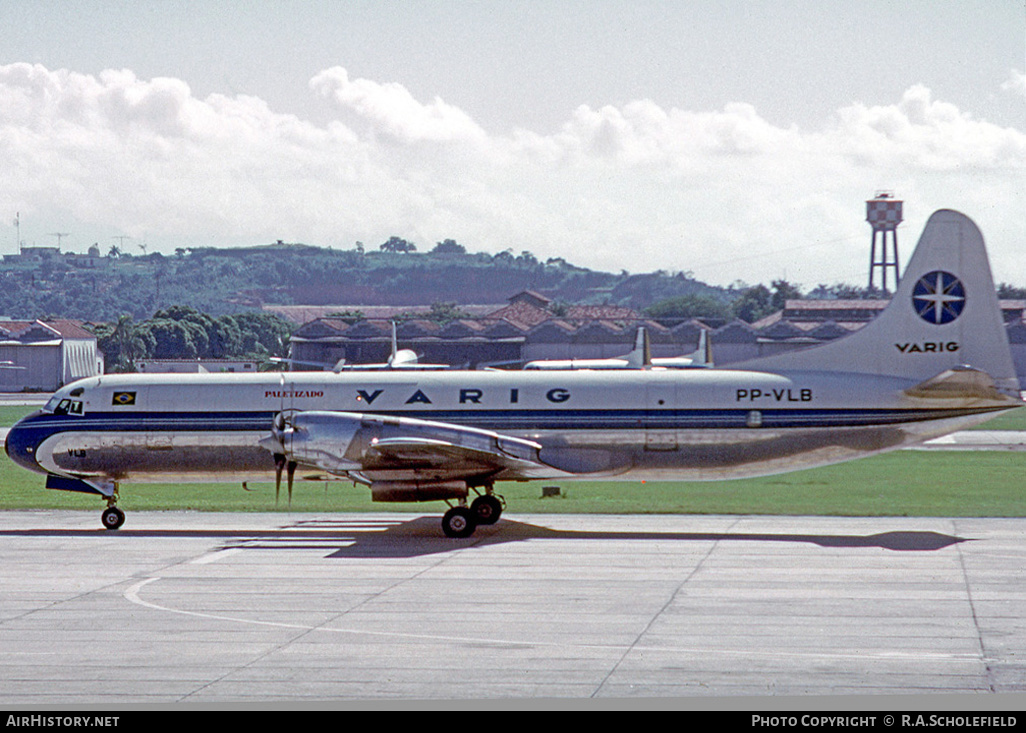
[903,366,1022,405]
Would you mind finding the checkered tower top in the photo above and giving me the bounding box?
[866,192,903,231]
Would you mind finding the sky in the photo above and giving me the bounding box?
[0,0,1023,290]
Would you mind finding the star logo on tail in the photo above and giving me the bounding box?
[912,271,966,325]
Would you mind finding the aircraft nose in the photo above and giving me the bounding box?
[4,413,47,475]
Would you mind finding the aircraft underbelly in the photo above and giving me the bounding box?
[537,411,1000,480]
[37,431,275,482]
[532,425,902,480]
[33,410,993,483]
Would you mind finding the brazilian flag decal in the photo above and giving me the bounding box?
[112,392,136,406]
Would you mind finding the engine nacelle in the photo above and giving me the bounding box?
[370,480,468,503]
[281,411,363,472]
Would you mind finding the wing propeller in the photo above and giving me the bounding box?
[258,409,553,539]
[265,411,298,508]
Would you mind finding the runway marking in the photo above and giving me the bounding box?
[190,540,357,563]
[190,548,242,564]
[122,576,993,665]
[124,576,559,647]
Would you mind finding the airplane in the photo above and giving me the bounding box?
[523,327,712,370]
[270,321,451,372]
[5,210,1022,537]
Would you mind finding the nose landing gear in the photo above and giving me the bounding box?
[101,505,125,530]
[101,488,124,530]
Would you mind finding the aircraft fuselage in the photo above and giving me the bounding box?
[5,367,1009,486]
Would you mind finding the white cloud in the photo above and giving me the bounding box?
[0,63,1023,288]
[1001,69,1026,97]
[832,85,1026,171]
[309,66,486,145]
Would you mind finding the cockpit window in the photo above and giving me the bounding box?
[43,381,92,414]
[50,399,84,416]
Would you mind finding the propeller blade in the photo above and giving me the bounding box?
[286,460,297,508]
[274,453,285,507]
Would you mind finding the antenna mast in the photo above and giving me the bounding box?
[48,232,70,251]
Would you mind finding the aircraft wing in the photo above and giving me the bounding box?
[363,436,538,474]
[260,410,554,489]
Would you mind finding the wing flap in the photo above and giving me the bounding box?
[366,437,519,470]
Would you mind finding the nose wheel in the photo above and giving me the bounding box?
[101,505,125,530]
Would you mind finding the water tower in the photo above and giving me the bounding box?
[866,191,902,293]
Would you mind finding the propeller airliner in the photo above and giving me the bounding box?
[5,210,1021,537]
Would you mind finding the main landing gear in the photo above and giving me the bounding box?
[441,488,505,538]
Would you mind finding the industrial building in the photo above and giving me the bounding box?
[286,291,1026,388]
[0,320,102,391]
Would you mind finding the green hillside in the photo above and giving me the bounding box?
[0,241,732,321]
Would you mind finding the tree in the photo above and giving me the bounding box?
[998,283,1026,299]
[516,250,539,267]
[769,279,803,311]
[729,280,804,322]
[232,312,292,358]
[91,315,146,372]
[325,309,365,324]
[141,318,205,359]
[644,294,730,320]
[431,239,465,254]
[379,236,417,253]
[731,284,773,323]
[426,301,469,324]
[806,283,886,300]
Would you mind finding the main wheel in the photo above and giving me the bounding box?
[471,494,503,525]
[101,506,125,530]
[442,506,476,538]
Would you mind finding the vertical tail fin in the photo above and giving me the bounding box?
[734,210,1019,395]
[625,327,652,368]
[691,329,713,367]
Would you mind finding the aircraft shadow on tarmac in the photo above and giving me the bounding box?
[313,517,969,558]
[0,516,967,558]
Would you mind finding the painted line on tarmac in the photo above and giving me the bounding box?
[122,576,989,665]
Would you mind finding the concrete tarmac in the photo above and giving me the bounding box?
[0,510,1024,706]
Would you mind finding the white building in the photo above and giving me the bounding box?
[0,320,102,392]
